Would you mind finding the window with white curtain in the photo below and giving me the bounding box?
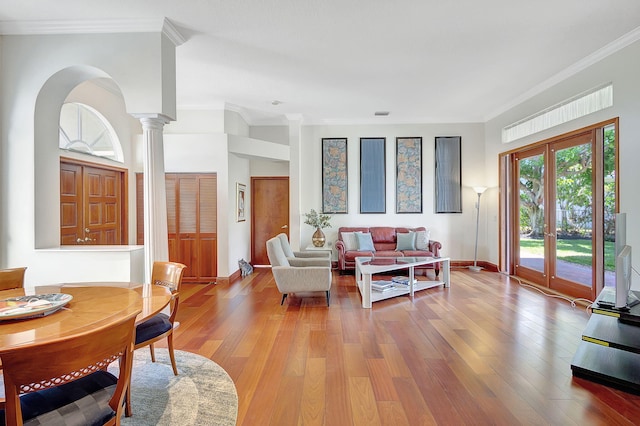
[502,83,613,144]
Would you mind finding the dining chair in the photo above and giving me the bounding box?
[0,267,27,291]
[0,309,139,426]
[126,261,186,416]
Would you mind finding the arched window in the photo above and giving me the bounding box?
[59,102,123,163]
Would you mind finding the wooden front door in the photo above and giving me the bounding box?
[60,159,125,245]
[137,173,217,284]
[251,177,289,265]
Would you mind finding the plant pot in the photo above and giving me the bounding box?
[312,228,326,247]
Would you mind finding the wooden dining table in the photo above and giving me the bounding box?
[0,284,172,352]
[0,283,172,402]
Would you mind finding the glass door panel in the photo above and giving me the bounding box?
[516,147,547,282]
[551,138,593,287]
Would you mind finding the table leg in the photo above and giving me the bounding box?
[409,266,415,297]
[362,272,372,308]
[442,258,450,288]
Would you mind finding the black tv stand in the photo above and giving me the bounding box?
[571,288,640,394]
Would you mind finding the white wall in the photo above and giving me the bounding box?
[228,154,251,272]
[162,133,233,275]
[0,31,175,287]
[250,159,289,176]
[300,123,486,260]
[485,38,640,275]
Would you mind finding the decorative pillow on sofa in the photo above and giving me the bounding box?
[415,230,431,250]
[355,232,376,251]
[341,232,359,251]
[396,232,416,250]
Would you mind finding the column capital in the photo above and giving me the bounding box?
[132,113,173,126]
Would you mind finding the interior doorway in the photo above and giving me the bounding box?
[251,177,289,266]
[501,119,617,300]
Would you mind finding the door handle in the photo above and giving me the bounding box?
[281,225,288,229]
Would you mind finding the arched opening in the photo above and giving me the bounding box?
[34,66,131,248]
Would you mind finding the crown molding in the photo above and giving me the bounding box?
[485,25,640,122]
[0,17,185,45]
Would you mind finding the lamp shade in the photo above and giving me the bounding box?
[473,186,487,195]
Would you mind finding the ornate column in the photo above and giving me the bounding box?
[138,115,170,286]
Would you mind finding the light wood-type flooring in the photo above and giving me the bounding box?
[169,267,640,425]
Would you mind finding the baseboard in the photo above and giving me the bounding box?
[450,260,499,272]
[225,269,241,283]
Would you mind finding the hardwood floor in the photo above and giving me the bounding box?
[170,267,640,425]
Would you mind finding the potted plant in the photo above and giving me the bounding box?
[304,209,332,247]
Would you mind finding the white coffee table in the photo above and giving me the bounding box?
[355,256,450,308]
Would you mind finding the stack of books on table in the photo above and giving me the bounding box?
[391,276,417,286]
[371,280,395,292]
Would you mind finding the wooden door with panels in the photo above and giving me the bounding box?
[60,159,126,245]
[251,176,289,265]
[137,173,217,284]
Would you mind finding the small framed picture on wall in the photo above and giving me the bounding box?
[237,183,246,222]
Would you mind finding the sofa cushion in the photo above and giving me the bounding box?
[402,249,433,257]
[375,250,404,258]
[355,232,375,251]
[344,250,375,263]
[369,227,397,244]
[341,232,359,251]
[415,230,431,250]
[396,232,416,250]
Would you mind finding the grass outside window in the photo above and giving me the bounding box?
[520,238,615,271]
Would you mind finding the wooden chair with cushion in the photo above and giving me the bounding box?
[0,310,139,426]
[126,261,186,416]
[0,267,27,291]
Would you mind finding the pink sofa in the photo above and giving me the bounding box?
[335,226,441,275]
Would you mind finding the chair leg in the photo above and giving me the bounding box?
[280,294,287,305]
[435,268,440,277]
[167,333,178,376]
[326,290,330,306]
[125,387,132,417]
[149,344,156,362]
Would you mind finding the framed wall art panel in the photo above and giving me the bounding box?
[321,138,348,214]
[360,137,386,214]
[396,137,422,213]
[434,136,462,213]
[236,183,246,222]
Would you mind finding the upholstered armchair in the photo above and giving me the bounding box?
[276,233,331,265]
[266,236,332,306]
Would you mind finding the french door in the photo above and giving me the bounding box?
[508,121,616,300]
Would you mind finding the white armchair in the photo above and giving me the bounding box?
[266,235,332,306]
[276,233,331,265]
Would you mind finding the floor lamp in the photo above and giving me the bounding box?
[469,186,487,272]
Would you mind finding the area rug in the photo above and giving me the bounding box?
[110,348,238,426]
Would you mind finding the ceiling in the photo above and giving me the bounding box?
[2,1,640,125]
